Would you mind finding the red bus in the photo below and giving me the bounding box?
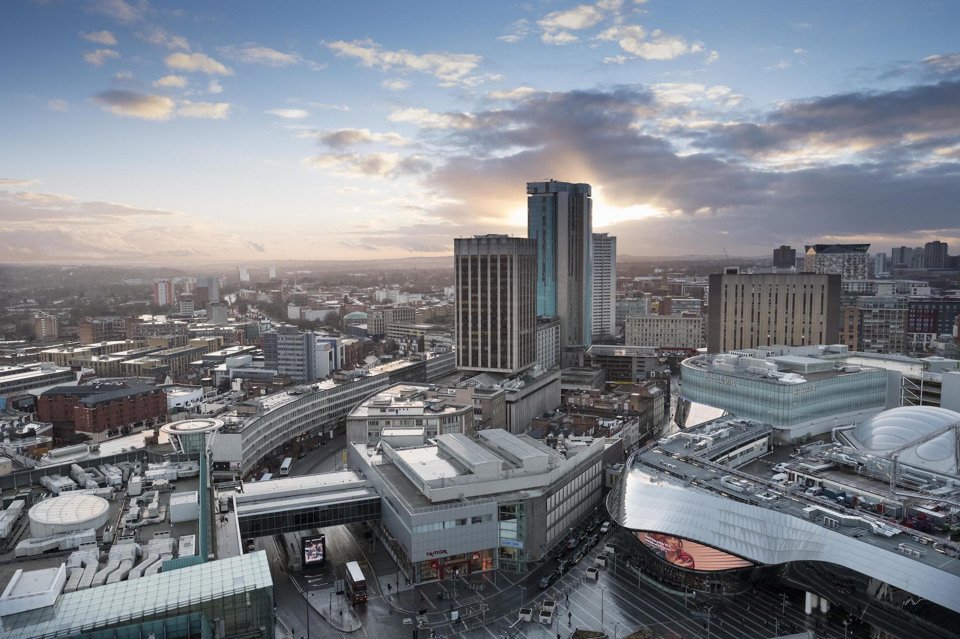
[345,561,367,603]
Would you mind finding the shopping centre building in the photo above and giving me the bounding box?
[349,428,607,581]
[606,408,960,639]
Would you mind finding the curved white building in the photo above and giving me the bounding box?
[606,408,960,639]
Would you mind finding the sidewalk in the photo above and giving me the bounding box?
[309,587,362,633]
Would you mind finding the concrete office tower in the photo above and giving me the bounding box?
[194,276,220,305]
[707,272,841,352]
[923,241,949,270]
[803,244,873,279]
[237,266,250,283]
[592,233,617,340]
[874,252,889,276]
[153,279,174,307]
[455,235,537,374]
[891,246,914,268]
[527,180,593,363]
[773,245,797,268]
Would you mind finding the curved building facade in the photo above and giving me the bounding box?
[161,418,224,454]
[606,410,960,639]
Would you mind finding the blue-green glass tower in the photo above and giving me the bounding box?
[527,180,593,363]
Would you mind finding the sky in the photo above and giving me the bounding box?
[1,0,959,264]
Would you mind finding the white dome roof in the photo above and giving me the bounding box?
[850,406,959,476]
[852,407,960,451]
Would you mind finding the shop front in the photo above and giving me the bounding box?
[415,548,496,582]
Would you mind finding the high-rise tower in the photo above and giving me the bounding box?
[527,180,593,363]
[455,235,537,374]
[592,233,616,340]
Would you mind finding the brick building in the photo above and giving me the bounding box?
[37,383,167,443]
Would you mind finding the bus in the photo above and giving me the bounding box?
[344,561,367,603]
[279,457,293,476]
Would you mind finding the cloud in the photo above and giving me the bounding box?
[0,179,38,187]
[922,53,960,75]
[47,99,69,112]
[138,26,190,50]
[88,0,147,23]
[498,19,530,43]
[266,108,310,120]
[219,44,301,67]
[620,30,705,60]
[208,79,223,94]
[310,102,351,111]
[84,48,121,66]
[153,74,187,88]
[388,107,477,130]
[538,4,604,31]
[303,152,431,178]
[80,30,117,45]
[325,39,486,87]
[165,52,233,75]
[486,86,539,101]
[177,100,230,119]
[691,80,960,162]
[596,24,646,42]
[314,128,409,149]
[247,241,266,252]
[382,78,411,91]
[93,89,174,120]
[542,31,579,45]
[381,80,960,256]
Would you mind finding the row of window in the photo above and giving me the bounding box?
[413,513,493,533]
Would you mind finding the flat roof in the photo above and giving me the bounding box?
[438,433,501,467]
[395,446,463,481]
[479,429,550,463]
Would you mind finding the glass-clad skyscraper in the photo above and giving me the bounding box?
[527,181,593,362]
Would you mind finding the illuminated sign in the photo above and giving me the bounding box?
[302,535,326,567]
[426,549,448,557]
[637,532,752,571]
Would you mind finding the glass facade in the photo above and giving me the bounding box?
[238,497,380,538]
[682,360,887,428]
[1,553,273,639]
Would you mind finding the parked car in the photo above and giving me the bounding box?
[539,573,557,589]
[599,521,612,534]
[566,537,579,550]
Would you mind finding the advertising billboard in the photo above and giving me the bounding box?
[302,534,326,567]
[637,532,752,571]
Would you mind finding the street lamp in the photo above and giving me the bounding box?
[600,585,605,630]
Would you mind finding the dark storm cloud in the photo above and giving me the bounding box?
[389,73,960,255]
[690,80,960,157]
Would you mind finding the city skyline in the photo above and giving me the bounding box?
[1,0,959,264]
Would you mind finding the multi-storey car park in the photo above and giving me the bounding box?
[605,408,960,639]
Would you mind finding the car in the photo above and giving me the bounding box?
[587,534,599,547]
[773,462,790,473]
[538,573,557,589]
[566,537,579,550]
[599,521,612,534]
[556,559,569,574]
[571,548,586,565]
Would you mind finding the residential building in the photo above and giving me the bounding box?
[616,295,649,324]
[193,275,220,306]
[857,296,909,354]
[178,295,195,315]
[874,252,889,276]
[454,235,537,375]
[152,279,174,307]
[37,383,167,442]
[924,240,949,270]
[891,245,917,268]
[839,305,859,351]
[527,180,593,364]
[368,307,416,337]
[207,301,229,324]
[535,316,560,371]
[907,297,960,352]
[591,232,616,340]
[33,313,58,341]
[707,272,841,352]
[803,244,873,279]
[625,315,704,349]
[78,316,127,345]
[773,245,797,268]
